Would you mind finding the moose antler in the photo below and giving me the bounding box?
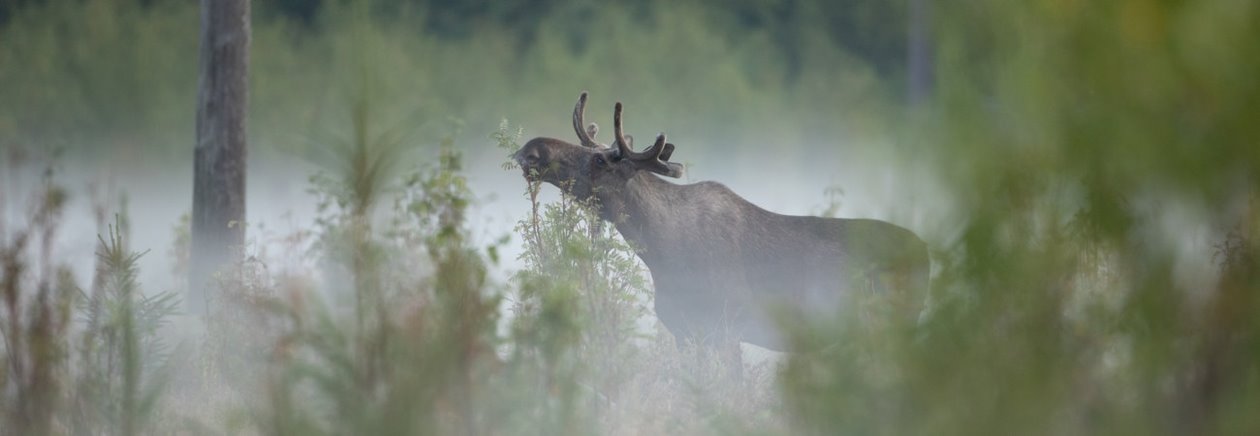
[573,92,602,148]
[613,102,684,178]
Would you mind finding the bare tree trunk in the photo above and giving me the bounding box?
[190,0,250,314]
[907,0,933,105]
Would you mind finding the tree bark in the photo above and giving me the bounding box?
[190,0,250,314]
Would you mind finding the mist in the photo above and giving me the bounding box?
[3,0,1258,434]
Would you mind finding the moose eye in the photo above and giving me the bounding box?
[594,155,607,166]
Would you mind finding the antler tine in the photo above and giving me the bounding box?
[612,101,685,178]
[614,103,671,161]
[642,134,668,160]
[573,91,601,148]
[613,102,634,158]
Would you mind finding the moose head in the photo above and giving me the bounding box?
[514,92,684,202]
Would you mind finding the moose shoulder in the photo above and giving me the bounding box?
[514,92,928,351]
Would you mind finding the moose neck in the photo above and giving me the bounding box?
[595,173,675,257]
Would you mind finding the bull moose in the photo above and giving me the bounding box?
[513,92,928,351]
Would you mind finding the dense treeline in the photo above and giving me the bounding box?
[0,0,907,163]
[0,0,911,75]
[258,0,910,79]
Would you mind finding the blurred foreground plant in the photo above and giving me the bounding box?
[74,218,181,435]
[1,169,75,436]
[780,1,1260,435]
[1,165,179,436]
[244,123,596,434]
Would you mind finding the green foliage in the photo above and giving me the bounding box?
[0,0,197,160]
[779,1,1260,435]
[0,169,76,436]
[0,0,896,163]
[1,168,180,436]
[500,119,652,419]
[76,217,182,435]
[5,0,1260,434]
[237,121,602,434]
[200,121,778,435]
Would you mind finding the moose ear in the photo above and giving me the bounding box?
[644,161,685,178]
[586,123,600,141]
[660,143,675,161]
